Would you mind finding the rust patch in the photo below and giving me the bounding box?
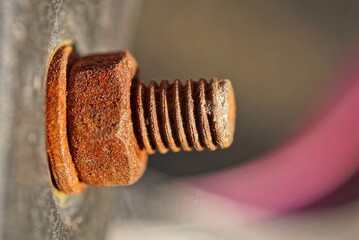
[67,51,147,186]
[46,44,85,194]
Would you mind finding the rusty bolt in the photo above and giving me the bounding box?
[46,44,236,194]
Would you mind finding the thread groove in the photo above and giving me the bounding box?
[173,80,192,151]
[184,80,204,151]
[159,81,181,152]
[148,81,168,153]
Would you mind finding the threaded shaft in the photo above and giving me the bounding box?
[131,77,235,154]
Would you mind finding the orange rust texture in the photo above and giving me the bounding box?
[67,51,147,186]
[46,45,85,194]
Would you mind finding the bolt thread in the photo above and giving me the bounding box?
[131,78,235,154]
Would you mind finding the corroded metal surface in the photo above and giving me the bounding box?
[46,44,85,194]
[67,51,147,186]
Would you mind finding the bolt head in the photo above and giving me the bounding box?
[67,51,147,186]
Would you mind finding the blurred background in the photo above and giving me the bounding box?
[135,0,358,175]
[1,0,359,239]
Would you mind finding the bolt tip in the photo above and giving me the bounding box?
[210,78,236,149]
